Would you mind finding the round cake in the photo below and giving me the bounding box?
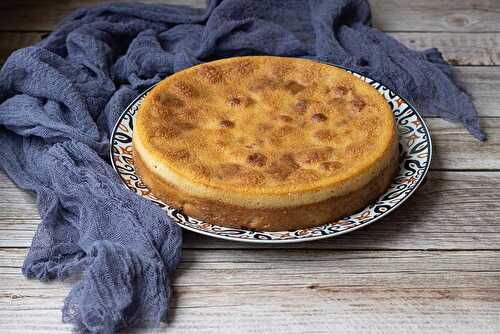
[133,56,399,231]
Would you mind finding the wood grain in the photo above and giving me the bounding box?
[390,32,500,66]
[1,248,499,333]
[0,0,206,32]
[370,0,500,32]
[453,67,500,117]
[0,32,43,64]
[1,0,499,32]
[1,170,499,250]
[2,31,499,66]
[430,118,500,169]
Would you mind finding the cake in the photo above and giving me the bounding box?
[133,56,399,231]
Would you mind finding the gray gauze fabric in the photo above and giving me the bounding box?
[0,0,485,333]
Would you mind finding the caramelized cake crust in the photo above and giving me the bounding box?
[133,56,399,231]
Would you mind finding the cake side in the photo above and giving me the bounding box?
[134,144,399,231]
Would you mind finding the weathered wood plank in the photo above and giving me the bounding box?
[430,118,500,169]
[0,32,43,64]
[371,0,500,32]
[1,248,499,333]
[1,0,499,33]
[0,296,499,334]
[1,248,499,287]
[1,289,498,334]
[1,171,499,250]
[0,0,206,32]
[453,67,500,118]
[2,31,499,66]
[390,32,500,66]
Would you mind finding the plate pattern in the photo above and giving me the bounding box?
[110,67,432,243]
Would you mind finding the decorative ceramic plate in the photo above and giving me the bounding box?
[110,63,432,243]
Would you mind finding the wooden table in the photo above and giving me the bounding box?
[1,1,499,333]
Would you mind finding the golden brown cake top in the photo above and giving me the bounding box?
[134,56,397,201]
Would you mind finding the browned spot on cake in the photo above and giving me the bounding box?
[265,162,289,181]
[191,163,211,178]
[227,95,253,108]
[239,170,265,186]
[265,153,300,181]
[350,97,366,112]
[177,122,196,131]
[279,114,293,123]
[257,122,274,132]
[198,65,222,84]
[331,85,349,98]
[154,126,182,139]
[314,129,336,142]
[275,125,295,137]
[249,77,277,92]
[311,113,327,123]
[155,94,184,109]
[247,152,267,167]
[227,96,241,107]
[165,148,191,162]
[284,81,305,95]
[280,153,300,169]
[294,100,308,113]
[216,163,242,179]
[320,161,343,172]
[296,147,333,164]
[219,119,235,128]
[242,96,254,107]
[174,82,197,98]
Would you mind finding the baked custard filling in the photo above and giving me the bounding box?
[133,56,398,230]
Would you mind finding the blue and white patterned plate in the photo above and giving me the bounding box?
[110,63,432,243]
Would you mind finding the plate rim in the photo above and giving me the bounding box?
[109,59,433,243]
